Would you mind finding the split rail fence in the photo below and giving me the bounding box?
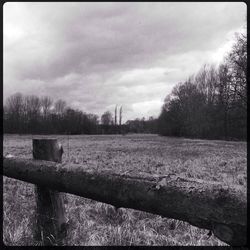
[3,138,246,246]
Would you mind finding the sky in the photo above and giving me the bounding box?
[3,2,246,122]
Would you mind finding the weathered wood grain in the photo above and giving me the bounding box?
[32,139,66,245]
[3,157,246,246]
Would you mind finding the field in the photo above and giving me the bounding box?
[3,134,247,246]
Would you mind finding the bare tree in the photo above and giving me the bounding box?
[195,64,218,105]
[23,95,41,133]
[226,32,247,110]
[54,99,67,116]
[158,31,247,140]
[4,93,104,135]
[5,93,24,132]
[5,92,24,116]
[119,106,122,126]
[25,95,41,116]
[40,96,53,118]
[114,105,117,125]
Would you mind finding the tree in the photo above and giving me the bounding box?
[101,111,113,125]
[40,96,53,118]
[226,32,247,110]
[63,108,83,134]
[24,95,41,133]
[158,32,247,140]
[54,99,67,116]
[85,114,99,134]
[114,105,117,125]
[119,106,123,125]
[5,93,24,133]
[40,96,53,133]
[4,94,102,135]
[216,63,232,139]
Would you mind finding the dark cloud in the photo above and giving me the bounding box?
[4,2,246,121]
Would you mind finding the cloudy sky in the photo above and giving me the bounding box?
[3,2,246,122]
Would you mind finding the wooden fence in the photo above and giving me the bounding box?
[3,139,247,246]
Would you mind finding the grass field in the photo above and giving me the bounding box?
[3,134,247,246]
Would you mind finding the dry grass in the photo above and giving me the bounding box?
[3,134,246,246]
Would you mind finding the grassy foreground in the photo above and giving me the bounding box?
[3,134,246,246]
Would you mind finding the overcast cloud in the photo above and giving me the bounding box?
[3,2,246,122]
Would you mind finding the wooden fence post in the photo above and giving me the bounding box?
[3,156,247,246]
[33,138,67,246]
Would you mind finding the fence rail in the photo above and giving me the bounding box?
[3,148,246,246]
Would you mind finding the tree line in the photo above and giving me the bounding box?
[4,32,246,140]
[100,108,158,134]
[158,32,246,140]
[3,95,99,134]
[3,94,158,135]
